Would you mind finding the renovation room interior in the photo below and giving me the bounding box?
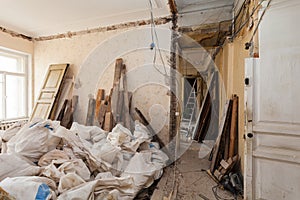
[0,0,299,199]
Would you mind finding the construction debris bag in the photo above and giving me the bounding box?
[52,125,107,172]
[38,149,71,167]
[58,175,135,200]
[7,120,61,162]
[58,173,85,194]
[1,121,26,142]
[0,176,56,200]
[107,122,151,152]
[121,149,168,194]
[42,158,91,183]
[0,121,25,153]
[0,153,41,181]
[70,122,107,141]
[107,124,132,147]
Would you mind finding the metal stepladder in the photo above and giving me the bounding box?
[180,79,198,140]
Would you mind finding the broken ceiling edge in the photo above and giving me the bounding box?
[0,26,33,41]
[34,16,172,42]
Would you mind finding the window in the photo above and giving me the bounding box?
[0,49,30,121]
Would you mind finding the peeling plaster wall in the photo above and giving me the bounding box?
[34,24,172,144]
[0,31,33,54]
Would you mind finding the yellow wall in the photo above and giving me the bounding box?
[215,0,259,171]
[0,32,33,54]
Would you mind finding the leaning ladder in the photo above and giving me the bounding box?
[180,80,197,139]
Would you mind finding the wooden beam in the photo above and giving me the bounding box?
[210,100,232,173]
[86,97,96,126]
[113,58,123,85]
[135,107,165,148]
[122,65,131,130]
[103,112,113,132]
[56,99,68,121]
[61,95,78,129]
[168,0,178,14]
[97,100,108,128]
[95,89,105,118]
[229,95,239,157]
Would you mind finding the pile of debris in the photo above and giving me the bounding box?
[0,119,168,199]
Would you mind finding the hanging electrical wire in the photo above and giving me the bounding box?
[148,0,168,76]
[148,0,183,90]
[232,0,266,39]
[245,0,272,49]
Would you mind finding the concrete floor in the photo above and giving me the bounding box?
[151,141,242,200]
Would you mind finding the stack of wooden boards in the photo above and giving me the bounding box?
[84,58,131,132]
[36,59,165,151]
[208,95,239,182]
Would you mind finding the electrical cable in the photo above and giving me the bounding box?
[247,0,272,46]
[212,185,237,200]
[148,0,182,88]
[232,0,265,39]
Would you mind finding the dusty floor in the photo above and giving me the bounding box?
[150,141,242,200]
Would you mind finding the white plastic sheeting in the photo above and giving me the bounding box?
[0,119,168,199]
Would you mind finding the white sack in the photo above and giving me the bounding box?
[58,176,134,200]
[1,121,25,142]
[70,122,107,141]
[107,124,132,147]
[7,120,61,162]
[0,121,26,154]
[0,176,56,200]
[0,153,41,181]
[58,173,85,194]
[38,149,71,167]
[42,159,91,182]
[121,149,168,195]
[52,126,109,172]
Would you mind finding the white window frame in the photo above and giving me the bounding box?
[0,47,32,122]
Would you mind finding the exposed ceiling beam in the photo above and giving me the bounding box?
[168,0,178,14]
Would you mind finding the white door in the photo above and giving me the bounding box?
[30,64,69,121]
[245,1,300,199]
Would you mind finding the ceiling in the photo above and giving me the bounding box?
[0,0,169,37]
[0,0,235,38]
[175,0,234,27]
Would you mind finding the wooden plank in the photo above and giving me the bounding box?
[56,99,68,121]
[113,58,123,85]
[229,95,239,157]
[135,107,165,148]
[103,112,113,131]
[97,100,108,128]
[111,84,121,123]
[61,95,78,129]
[117,90,124,124]
[86,97,96,126]
[122,65,131,130]
[95,89,105,118]
[210,100,231,173]
[105,88,113,112]
[53,77,74,120]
